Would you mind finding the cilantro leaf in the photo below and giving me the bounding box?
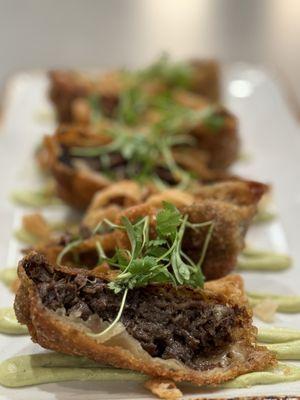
[202,112,225,132]
[156,202,181,240]
[117,87,148,125]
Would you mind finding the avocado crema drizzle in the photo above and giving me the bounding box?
[0,353,300,389]
[2,312,300,388]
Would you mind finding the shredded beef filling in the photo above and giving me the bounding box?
[24,256,244,369]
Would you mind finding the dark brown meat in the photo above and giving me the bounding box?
[24,253,242,369]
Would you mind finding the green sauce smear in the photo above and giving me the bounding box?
[14,228,38,245]
[258,326,300,342]
[222,362,300,389]
[0,354,300,389]
[0,308,28,335]
[265,340,300,360]
[0,268,17,287]
[0,354,146,388]
[248,292,300,313]
[11,188,61,207]
[238,248,291,271]
[253,209,276,224]
[1,306,300,389]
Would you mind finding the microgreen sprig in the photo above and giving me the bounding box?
[56,202,214,338]
[95,202,213,337]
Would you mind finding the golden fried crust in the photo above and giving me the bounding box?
[49,70,92,123]
[53,161,110,210]
[194,180,269,206]
[81,179,267,231]
[15,254,276,386]
[191,108,239,169]
[31,231,117,266]
[190,59,220,101]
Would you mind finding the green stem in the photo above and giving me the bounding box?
[88,288,128,339]
[96,241,107,264]
[197,221,214,270]
[56,239,83,265]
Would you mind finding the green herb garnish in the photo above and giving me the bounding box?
[70,123,193,187]
[56,203,214,338]
[139,53,193,89]
[117,86,148,125]
[202,110,225,132]
[93,202,213,337]
[88,94,102,124]
[69,102,223,188]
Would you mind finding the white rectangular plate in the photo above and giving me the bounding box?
[1,64,300,399]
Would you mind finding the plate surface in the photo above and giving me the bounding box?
[0,64,300,399]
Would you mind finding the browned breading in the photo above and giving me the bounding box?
[15,253,275,386]
[31,231,117,267]
[172,90,239,169]
[189,59,220,100]
[82,180,267,231]
[53,161,111,210]
[82,180,148,228]
[193,180,269,206]
[29,190,261,281]
[191,108,239,169]
[27,180,266,280]
[22,213,52,241]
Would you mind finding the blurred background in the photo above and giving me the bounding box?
[1,0,300,106]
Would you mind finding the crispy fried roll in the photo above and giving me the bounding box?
[15,253,275,386]
[116,200,259,280]
[38,114,239,210]
[49,60,220,124]
[82,179,268,230]
[32,193,263,280]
